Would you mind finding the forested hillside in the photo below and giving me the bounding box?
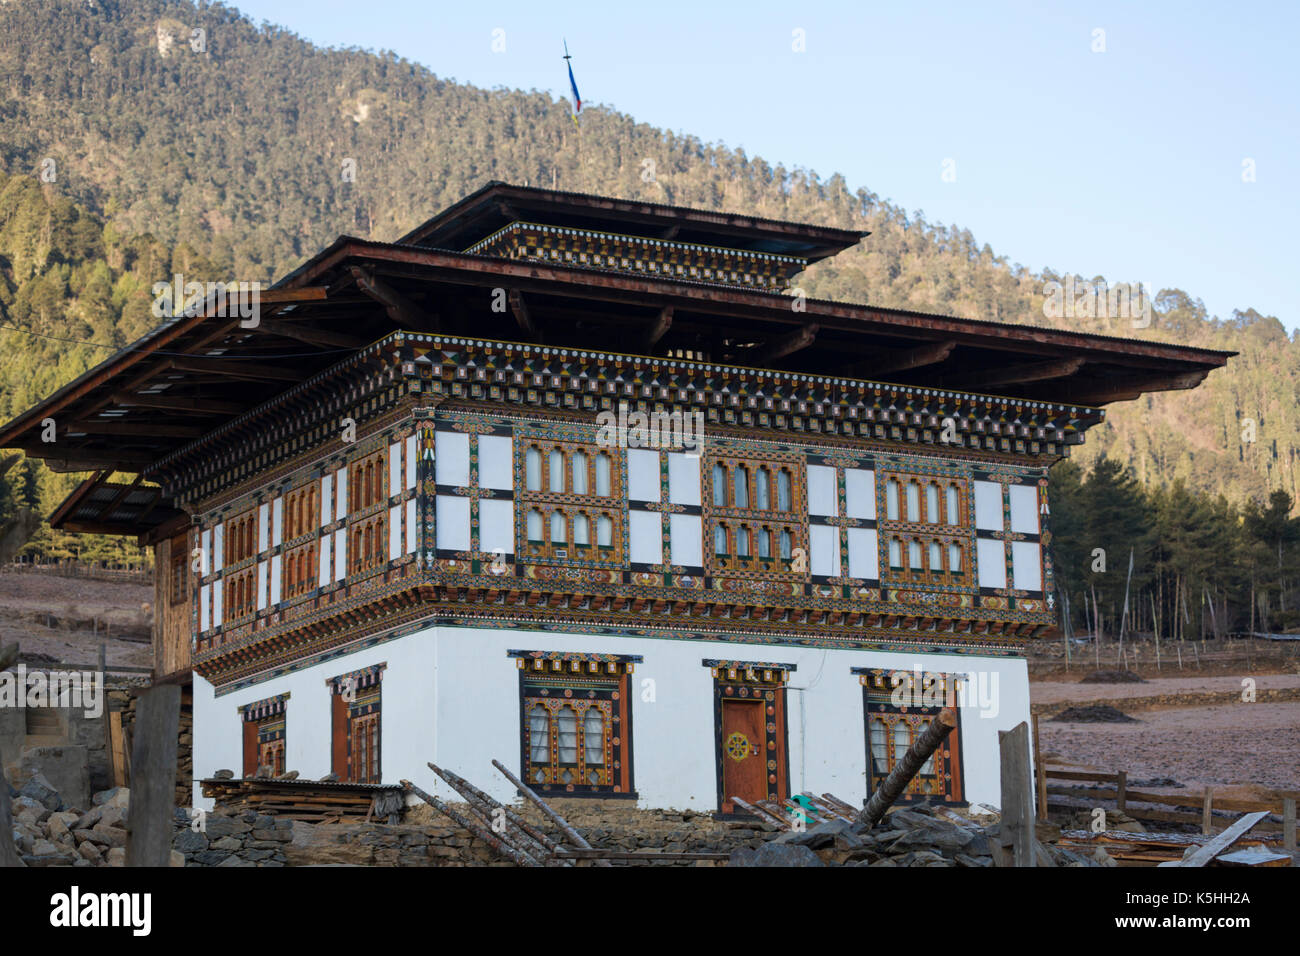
[0,0,1296,630]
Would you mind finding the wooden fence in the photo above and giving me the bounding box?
[1041,760,1297,848]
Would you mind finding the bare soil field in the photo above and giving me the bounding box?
[0,568,153,669]
[1031,673,1300,706]
[1038,700,1300,793]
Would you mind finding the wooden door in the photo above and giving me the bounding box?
[720,699,766,813]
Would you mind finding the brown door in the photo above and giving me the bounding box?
[720,699,766,813]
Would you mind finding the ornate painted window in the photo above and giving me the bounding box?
[516,438,625,566]
[329,665,385,784]
[877,469,971,588]
[856,669,964,805]
[350,448,388,511]
[240,694,288,779]
[283,481,319,541]
[705,452,806,576]
[511,651,638,797]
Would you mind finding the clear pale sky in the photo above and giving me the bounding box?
[230,0,1297,332]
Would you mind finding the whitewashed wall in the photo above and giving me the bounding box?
[192,627,1030,813]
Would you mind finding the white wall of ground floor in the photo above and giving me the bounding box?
[191,626,1030,813]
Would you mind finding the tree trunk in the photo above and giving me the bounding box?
[857,708,957,830]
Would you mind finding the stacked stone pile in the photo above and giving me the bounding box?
[730,804,1117,867]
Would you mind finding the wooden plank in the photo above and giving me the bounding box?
[1044,769,1122,783]
[1032,713,1046,822]
[125,684,181,867]
[1284,798,1296,852]
[109,711,128,788]
[1116,770,1127,812]
[1176,811,1270,867]
[0,771,20,867]
[999,722,1035,867]
[1202,789,1214,835]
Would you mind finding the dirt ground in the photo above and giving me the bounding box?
[0,569,153,669]
[1038,700,1300,793]
[1031,673,1300,706]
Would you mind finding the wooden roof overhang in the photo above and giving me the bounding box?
[47,471,187,543]
[0,237,1233,485]
[397,180,870,260]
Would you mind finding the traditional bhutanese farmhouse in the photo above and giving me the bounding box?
[0,183,1231,815]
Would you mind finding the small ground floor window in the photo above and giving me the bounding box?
[239,693,289,778]
[329,664,386,784]
[510,651,638,797]
[856,668,965,805]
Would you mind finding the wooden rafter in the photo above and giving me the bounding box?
[110,393,245,415]
[745,323,818,365]
[258,320,368,350]
[640,306,673,352]
[942,358,1085,391]
[350,266,433,330]
[169,357,300,382]
[844,339,956,376]
[507,290,537,338]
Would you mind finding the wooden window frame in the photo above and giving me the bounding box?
[516,439,625,567]
[858,669,965,806]
[513,653,637,798]
[329,667,384,784]
[705,452,806,577]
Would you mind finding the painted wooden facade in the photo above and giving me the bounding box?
[2,183,1232,814]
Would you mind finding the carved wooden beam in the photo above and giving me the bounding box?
[942,357,1085,391]
[507,290,537,339]
[350,265,434,330]
[843,339,956,377]
[746,323,819,365]
[109,392,244,415]
[640,306,673,352]
[169,357,300,382]
[258,320,368,349]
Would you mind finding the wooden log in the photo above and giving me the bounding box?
[1175,811,1271,867]
[492,758,611,867]
[427,762,565,864]
[1202,788,1214,835]
[998,721,1036,867]
[400,779,540,867]
[1116,770,1127,812]
[857,707,957,829]
[734,797,793,829]
[125,684,181,867]
[1032,713,1046,822]
[0,772,21,867]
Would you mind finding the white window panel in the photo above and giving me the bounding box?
[389,442,402,498]
[807,465,838,517]
[479,499,513,555]
[477,435,513,491]
[810,524,840,577]
[405,435,417,490]
[212,583,223,628]
[1009,485,1039,534]
[436,495,471,551]
[336,466,348,519]
[258,504,269,553]
[318,541,331,587]
[629,510,663,564]
[200,584,210,631]
[667,453,701,506]
[200,529,212,575]
[272,497,283,546]
[844,468,875,520]
[257,561,268,611]
[847,527,879,580]
[669,514,703,567]
[436,431,470,486]
[974,481,1004,531]
[270,555,281,604]
[628,449,660,502]
[389,505,402,560]
[1012,541,1043,591]
[212,523,224,573]
[333,530,346,582]
[405,499,417,554]
[320,474,333,526]
[976,538,1007,589]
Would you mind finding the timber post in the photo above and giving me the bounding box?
[125,683,181,867]
[998,721,1036,867]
